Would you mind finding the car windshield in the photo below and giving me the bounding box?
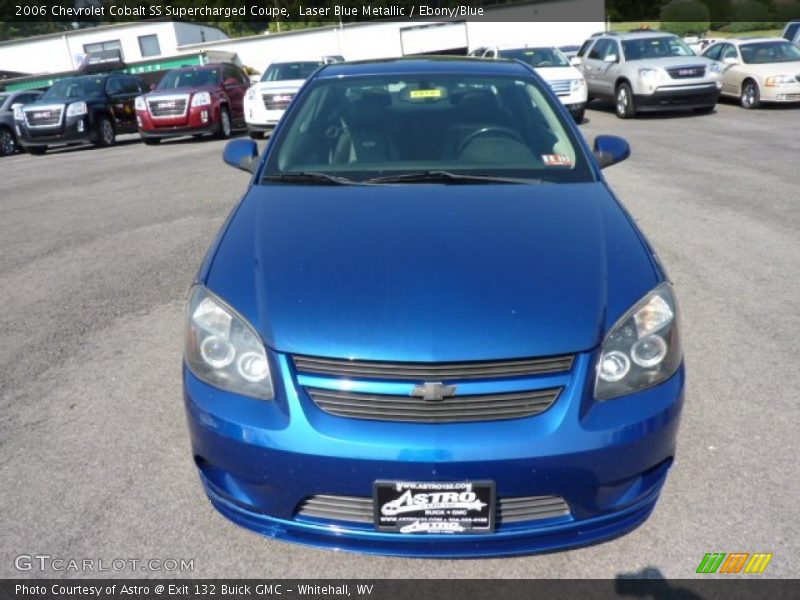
[740,41,800,64]
[261,62,323,82]
[622,36,695,60]
[42,77,104,99]
[157,68,220,89]
[263,72,593,184]
[499,47,570,68]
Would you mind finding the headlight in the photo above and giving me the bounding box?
[66,101,87,117]
[13,105,24,121]
[765,75,795,87]
[246,87,257,101]
[191,91,211,107]
[594,283,681,401]
[708,63,722,74]
[134,96,146,111]
[638,68,661,83]
[570,78,586,91]
[185,286,274,400]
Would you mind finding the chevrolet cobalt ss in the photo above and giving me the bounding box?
[183,58,684,557]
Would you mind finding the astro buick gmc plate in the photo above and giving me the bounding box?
[375,481,495,534]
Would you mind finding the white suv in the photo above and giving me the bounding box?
[472,46,588,122]
[245,57,343,138]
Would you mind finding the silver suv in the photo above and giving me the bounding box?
[575,30,723,118]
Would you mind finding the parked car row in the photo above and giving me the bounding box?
[567,29,800,118]
[5,25,799,156]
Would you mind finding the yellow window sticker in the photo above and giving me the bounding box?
[409,89,443,99]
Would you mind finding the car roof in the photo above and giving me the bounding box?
[729,36,787,45]
[592,30,676,41]
[315,57,532,79]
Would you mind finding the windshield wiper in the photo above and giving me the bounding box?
[364,171,540,185]
[263,171,362,186]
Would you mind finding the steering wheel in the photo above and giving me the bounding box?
[456,126,525,157]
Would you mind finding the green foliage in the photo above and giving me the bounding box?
[661,0,711,36]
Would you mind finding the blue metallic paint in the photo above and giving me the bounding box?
[184,57,684,557]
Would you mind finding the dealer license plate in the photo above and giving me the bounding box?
[374,481,495,534]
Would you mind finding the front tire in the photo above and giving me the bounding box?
[571,108,585,123]
[248,131,263,140]
[740,80,760,109]
[217,107,232,139]
[615,83,636,119]
[0,126,17,156]
[95,116,116,147]
[27,146,46,155]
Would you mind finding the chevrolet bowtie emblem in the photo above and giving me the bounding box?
[411,382,457,401]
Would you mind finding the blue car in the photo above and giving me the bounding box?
[183,57,684,557]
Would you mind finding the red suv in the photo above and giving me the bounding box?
[135,63,249,144]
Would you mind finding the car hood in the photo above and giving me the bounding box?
[646,56,714,69]
[146,85,217,97]
[253,79,306,93]
[535,65,583,81]
[205,183,660,361]
[738,60,800,77]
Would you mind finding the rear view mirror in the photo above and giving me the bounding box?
[570,56,582,66]
[593,135,630,169]
[223,139,259,173]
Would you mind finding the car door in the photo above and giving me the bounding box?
[585,39,620,98]
[105,76,139,132]
[222,65,248,123]
[719,44,743,95]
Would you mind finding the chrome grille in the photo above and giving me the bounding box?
[296,494,571,525]
[24,105,63,128]
[667,65,706,79]
[148,96,188,117]
[263,93,294,110]
[293,354,574,380]
[307,387,560,423]
[548,79,572,96]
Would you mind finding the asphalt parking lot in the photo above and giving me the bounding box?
[1,100,798,579]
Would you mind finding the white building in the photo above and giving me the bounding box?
[0,0,604,80]
[0,21,228,75]
[174,1,604,75]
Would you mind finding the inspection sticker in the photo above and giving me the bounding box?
[409,89,443,99]
[542,154,574,167]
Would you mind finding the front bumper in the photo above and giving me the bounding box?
[184,351,684,557]
[17,115,95,147]
[760,82,800,103]
[635,83,720,110]
[137,107,218,139]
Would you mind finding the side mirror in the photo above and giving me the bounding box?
[723,57,739,65]
[223,139,259,173]
[570,56,582,66]
[604,54,619,63]
[593,135,630,169]
[223,77,239,87]
[10,103,22,111]
[149,83,156,91]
